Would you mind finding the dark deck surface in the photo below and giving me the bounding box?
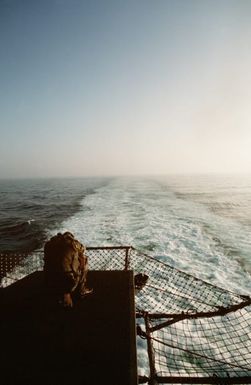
[0,270,137,385]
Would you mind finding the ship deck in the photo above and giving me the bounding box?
[0,270,137,385]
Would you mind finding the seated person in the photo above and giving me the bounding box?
[44,231,93,307]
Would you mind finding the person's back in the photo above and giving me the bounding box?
[44,232,92,307]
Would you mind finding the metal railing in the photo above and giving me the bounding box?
[1,247,251,384]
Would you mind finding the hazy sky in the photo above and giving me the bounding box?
[1,0,251,178]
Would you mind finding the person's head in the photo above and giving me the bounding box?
[63,231,74,239]
[63,231,86,253]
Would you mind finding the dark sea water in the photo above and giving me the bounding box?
[0,177,110,252]
[0,174,251,294]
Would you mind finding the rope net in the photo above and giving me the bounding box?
[0,246,251,383]
[149,310,251,379]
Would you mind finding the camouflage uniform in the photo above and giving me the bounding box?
[44,232,91,304]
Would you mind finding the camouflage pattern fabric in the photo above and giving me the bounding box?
[44,232,89,296]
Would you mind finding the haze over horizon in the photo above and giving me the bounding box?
[1,0,251,179]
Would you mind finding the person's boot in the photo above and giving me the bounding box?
[80,287,93,298]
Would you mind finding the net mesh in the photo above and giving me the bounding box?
[0,246,251,383]
[150,310,251,378]
[129,249,246,315]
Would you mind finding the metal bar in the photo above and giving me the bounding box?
[125,247,131,271]
[156,376,251,384]
[86,246,132,270]
[136,298,251,333]
[144,314,158,385]
[86,246,132,250]
[0,247,131,255]
[150,315,187,332]
[137,312,207,319]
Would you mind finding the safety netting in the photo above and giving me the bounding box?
[1,246,251,384]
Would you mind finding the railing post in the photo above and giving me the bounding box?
[144,314,158,385]
[125,247,130,271]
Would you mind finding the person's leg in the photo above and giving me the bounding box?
[76,267,93,297]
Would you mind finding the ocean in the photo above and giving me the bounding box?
[0,175,251,295]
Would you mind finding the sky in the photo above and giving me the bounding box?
[1,0,251,178]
